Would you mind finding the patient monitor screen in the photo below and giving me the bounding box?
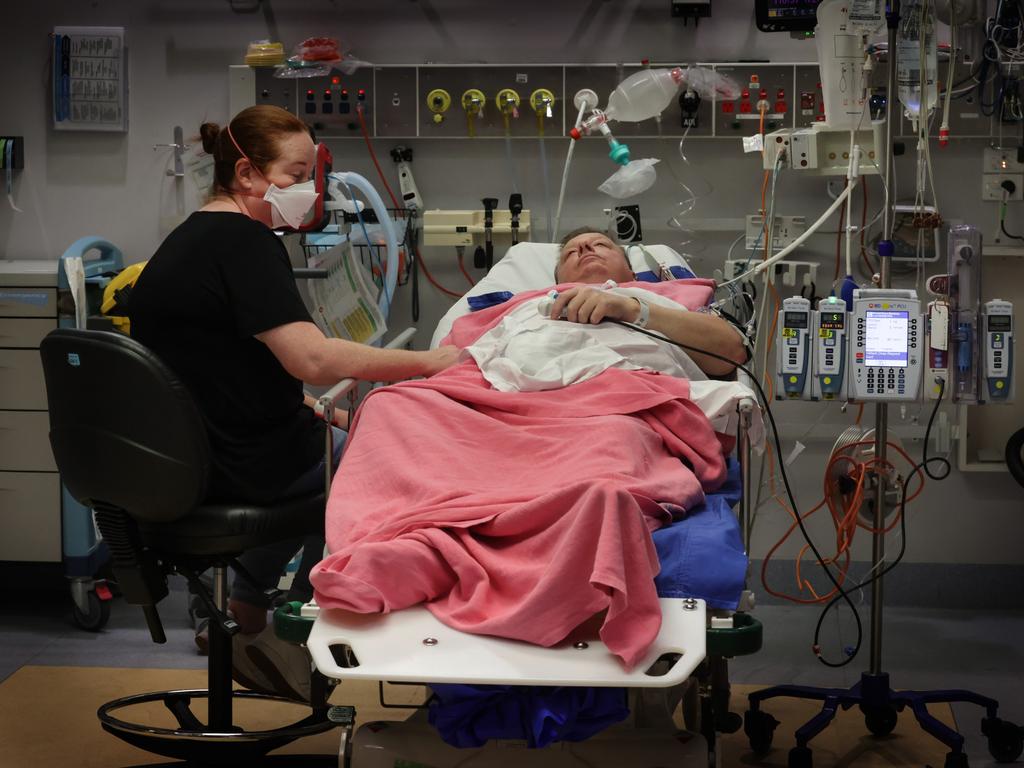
[864,310,909,367]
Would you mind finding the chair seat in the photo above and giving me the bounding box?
[140,492,326,556]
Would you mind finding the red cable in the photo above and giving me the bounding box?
[414,244,463,299]
[356,105,465,300]
[356,105,401,209]
[457,250,476,287]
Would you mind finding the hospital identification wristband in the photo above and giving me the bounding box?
[632,296,650,328]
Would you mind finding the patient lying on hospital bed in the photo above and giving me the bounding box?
[309,228,757,672]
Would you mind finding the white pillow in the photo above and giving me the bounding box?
[431,242,697,347]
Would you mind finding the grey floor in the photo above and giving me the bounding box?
[2,575,1022,767]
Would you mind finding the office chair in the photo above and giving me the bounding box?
[40,328,338,765]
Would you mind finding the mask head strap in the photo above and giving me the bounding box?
[225,123,262,180]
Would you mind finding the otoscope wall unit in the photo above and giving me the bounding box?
[0,137,24,170]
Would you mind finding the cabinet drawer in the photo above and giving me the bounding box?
[0,288,58,318]
[0,350,48,410]
[0,411,56,471]
[0,318,56,348]
[0,471,61,562]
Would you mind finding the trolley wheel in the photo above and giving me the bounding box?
[717,710,743,734]
[863,704,899,737]
[984,718,1024,763]
[72,589,111,631]
[788,745,812,768]
[744,709,779,755]
[944,751,970,768]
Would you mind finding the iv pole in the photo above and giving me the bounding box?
[869,0,899,682]
[744,5,1022,767]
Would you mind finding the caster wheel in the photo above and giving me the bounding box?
[943,751,969,768]
[72,590,110,631]
[983,718,1024,763]
[717,710,743,734]
[863,704,898,737]
[744,709,779,755]
[788,745,812,768]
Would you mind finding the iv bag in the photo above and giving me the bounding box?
[896,0,938,120]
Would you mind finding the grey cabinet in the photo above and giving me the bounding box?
[0,261,61,562]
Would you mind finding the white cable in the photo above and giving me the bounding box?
[719,182,857,290]
[940,6,956,138]
[845,137,854,277]
[553,103,588,242]
[538,134,553,241]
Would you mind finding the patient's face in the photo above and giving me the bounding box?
[556,233,634,284]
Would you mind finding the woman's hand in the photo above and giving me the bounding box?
[422,345,461,377]
[549,286,641,325]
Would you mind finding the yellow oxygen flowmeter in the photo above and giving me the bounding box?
[426,88,451,125]
[461,89,486,137]
[495,88,521,133]
[529,88,556,135]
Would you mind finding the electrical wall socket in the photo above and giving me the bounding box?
[983,147,1024,174]
[723,258,818,287]
[745,214,807,250]
[981,174,1024,201]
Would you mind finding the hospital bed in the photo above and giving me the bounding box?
[295,241,763,767]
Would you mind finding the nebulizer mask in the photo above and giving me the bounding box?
[569,66,738,200]
[598,158,660,199]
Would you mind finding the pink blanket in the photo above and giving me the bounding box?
[310,280,728,669]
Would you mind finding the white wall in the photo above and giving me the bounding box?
[4,1,1022,568]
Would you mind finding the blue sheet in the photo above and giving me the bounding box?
[429,459,748,748]
[652,457,747,610]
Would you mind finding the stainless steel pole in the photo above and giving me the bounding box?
[869,3,900,676]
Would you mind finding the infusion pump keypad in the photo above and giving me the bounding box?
[852,300,921,400]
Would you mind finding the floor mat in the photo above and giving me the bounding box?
[0,666,958,766]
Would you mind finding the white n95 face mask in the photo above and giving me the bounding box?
[263,179,319,229]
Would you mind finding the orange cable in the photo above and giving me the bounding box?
[760,439,929,604]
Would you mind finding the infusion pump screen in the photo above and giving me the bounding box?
[864,310,909,367]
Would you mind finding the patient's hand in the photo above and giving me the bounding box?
[550,286,642,325]
[423,345,461,376]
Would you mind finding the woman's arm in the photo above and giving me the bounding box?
[257,321,459,385]
[549,286,745,377]
[303,393,349,428]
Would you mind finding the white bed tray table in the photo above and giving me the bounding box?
[305,597,707,689]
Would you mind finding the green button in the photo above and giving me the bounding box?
[789,375,798,383]
[997,380,1005,389]
[823,376,832,385]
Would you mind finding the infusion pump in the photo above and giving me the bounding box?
[771,289,1013,404]
[849,290,923,402]
[984,299,1014,402]
[776,297,813,400]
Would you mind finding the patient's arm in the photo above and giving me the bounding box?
[549,286,744,377]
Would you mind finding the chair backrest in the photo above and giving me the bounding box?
[40,328,210,522]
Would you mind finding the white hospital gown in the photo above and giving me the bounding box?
[465,286,708,393]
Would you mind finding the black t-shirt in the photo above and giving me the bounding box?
[130,211,325,504]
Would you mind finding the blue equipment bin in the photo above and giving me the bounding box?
[57,236,127,630]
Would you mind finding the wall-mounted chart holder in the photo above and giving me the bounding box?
[0,137,24,170]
